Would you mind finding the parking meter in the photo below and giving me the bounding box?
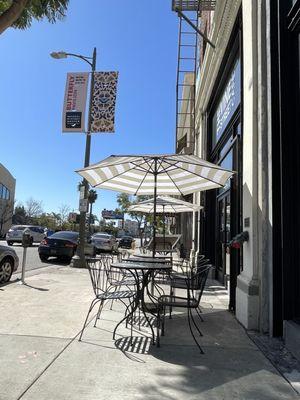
[22,228,32,247]
[20,228,31,284]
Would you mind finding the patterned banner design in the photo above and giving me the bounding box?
[62,72,89,132]
[90,72,119,133]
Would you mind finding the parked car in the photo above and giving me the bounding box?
[91,233,119,253]
[38,231,96,262]
[6,225,45,246]
[118,236,135,249]
[0,244,19,283]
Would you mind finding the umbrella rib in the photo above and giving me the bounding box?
[164,169,186,196]
[130,160,154,173]
[133,168,150,196]
[162,159,224,188]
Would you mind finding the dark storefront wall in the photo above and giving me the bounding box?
[271,0,300,338]
[203,17,243,311]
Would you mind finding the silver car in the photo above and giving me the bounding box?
[91,233,119,253]
[6,225,45,246]
[0,244,19,283]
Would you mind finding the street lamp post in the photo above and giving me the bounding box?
[51,48,97,268]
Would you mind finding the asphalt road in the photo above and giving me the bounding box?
[0,240,69,275]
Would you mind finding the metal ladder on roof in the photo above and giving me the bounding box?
[172,1,216,154]
[175,8,199,154]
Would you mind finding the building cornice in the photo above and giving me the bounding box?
[196,0,241,114]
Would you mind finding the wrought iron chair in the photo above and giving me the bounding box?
[104,254,137,310]
[169,257,210,320]
[78,257,135,341]
[156,265,212,353]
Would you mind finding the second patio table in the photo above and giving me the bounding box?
[125,256,170,264]
[111,261,172,344]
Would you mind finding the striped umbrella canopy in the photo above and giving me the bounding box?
[76,154,234,255]
[129,196,203,247]
[128,196,203,214]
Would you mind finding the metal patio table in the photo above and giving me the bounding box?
[125,256,170,264]
[111,261,172,344]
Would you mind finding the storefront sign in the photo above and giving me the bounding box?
[62,72,89,132]
[90,72,119,133]
[212,59,241,145]
[102,209,124,219]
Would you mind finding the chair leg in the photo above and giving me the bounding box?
[94,300,104,327]
[162,306,166,336]
[190,307,203,337]
[79,298,99,341]
[169,287,174,319]
[187,307,204,354]
[110,286,119,310]
[156,307,161,347]
[195,306,204,322]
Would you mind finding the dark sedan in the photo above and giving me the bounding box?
[38,231,96,262]
[118,236,135,249]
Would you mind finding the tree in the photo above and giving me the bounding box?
[58,204,70,229]
[12,203,27,225]
[25,197,43,223]
[117,193,151,245]
[0,0,69,35]
[87,189,98,232]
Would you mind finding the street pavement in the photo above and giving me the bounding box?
[0,262,299,400]
[0,240,68,274]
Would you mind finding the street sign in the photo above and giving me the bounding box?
[79,199,88,212]
[79,185,85,200]
[68,212,78,222]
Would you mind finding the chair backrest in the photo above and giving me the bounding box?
[196,254,206,263]
[86,257,108,297]
[193,258,210,272]
[187,265,212,307]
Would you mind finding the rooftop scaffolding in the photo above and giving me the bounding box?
[172,0,216,12]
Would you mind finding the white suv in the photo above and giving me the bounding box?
[6,225,46,246]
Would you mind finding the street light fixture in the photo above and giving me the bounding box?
[51,48,97,268]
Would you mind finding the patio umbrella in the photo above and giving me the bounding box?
[76,154,234,255]
[128,195,202,214]
[128,195,203,247]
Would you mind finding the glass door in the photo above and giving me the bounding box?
[216,191,231,284]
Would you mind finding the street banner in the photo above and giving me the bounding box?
[90,71,119,132]
[62,72,89,132]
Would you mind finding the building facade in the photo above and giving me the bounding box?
[175,0,300,360]
[0,163,16,237]
[117,219,139,236]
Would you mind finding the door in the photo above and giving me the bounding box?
[216,191,231,285]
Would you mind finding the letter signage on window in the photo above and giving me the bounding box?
[212,59,241,146]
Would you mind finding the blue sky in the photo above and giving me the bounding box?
[0,0,178,218]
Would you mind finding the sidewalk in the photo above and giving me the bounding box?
[0,264,298,400]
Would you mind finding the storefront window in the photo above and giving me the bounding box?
[218,150,233,194]
[211,59,241,147]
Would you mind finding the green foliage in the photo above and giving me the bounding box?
[116,193,164,236]
[88,189,98,204]
[12,204,27,225]
[0,0,69,30]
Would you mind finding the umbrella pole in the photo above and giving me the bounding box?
[163,205,166,249]
[153,159,158,257]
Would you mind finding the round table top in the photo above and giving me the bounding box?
[133,254,172,260]
[111,261,172,271]
[125,257,169,264]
